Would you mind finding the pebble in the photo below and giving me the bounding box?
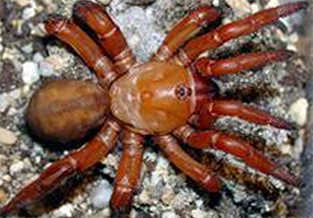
[288,98,309,126]
[17,0,31,7]
[39,60,55,77]
[138,189,151,204]
[22,61,40,85]
[90,180,113,209]
[9,160,25,175]
[191,209,207,218]
[161,185,175,205]
[0,189,8,203]
[22,3,37,20]
[161,211,178,218]
[225,0,251,17]
[0,127,17,145]
[53,203,74,217]
[0,94,10,113]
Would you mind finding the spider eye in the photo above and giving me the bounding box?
[175,85,191,100]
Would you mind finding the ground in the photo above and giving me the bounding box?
[0,0,309,217]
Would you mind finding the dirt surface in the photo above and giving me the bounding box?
[0,0,310,217]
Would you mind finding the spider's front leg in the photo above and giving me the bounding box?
[194,50,293,77]
[0,119,120,216]
[174,125,300,186]
[175,1,307,66]
[153,6,221,61]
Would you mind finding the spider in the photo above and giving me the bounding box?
[0,0,307,216]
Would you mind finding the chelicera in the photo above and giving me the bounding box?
[0,0,307,216]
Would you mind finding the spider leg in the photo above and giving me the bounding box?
[174,1,307,66]
[0,119,120,216]
[110,131,144,212]
[194,100,292,130]
[195,50,293,77]
[153,7,221,61]
[45,15,118,87]
[157,135,220,192]
[174,125,300,186]
[73,1,137,74]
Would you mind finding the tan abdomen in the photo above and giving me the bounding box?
[109,62,196,135]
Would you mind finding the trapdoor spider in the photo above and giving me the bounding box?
[0,0,307,216]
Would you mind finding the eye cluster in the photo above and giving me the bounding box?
[175,84,192,100]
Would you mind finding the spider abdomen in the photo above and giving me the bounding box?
[109,62,196,135]
[27,80,110,143]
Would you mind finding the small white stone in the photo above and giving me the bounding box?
[161,211,178,218]
[21,44,33,54]
[22,5,36,20]
[288,98,309,126]
[161,185,175,205]
[39,60,55,77]
[138,189,151,204]
[0,94,10,113]
[22,61,40,85]
[53,203,74,217]
[0,127,17,145]
[90,180,113,209]
[191,209,207,218]
[9,161,25,175]
[33,52,44,62]
[17,0,31,7]
[226,0,251,17]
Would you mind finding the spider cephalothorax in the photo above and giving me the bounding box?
[0,0,307,216]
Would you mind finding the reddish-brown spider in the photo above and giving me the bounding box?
[0,0,307,215]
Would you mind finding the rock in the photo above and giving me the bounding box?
[0,189,8,203]
[22,61,40,85]
[39,60,55,77]
[0,94,10,113]
[161,211,178,218]
[22,4,36,20]
[90,180,113,209]
[191,209,207,218]
[138,189,151,204]
[226,0,251,17]
[161,185,175,205]
[53,203,74,217]
[288,98,308,126]
[9,160,25,175]
[0,127,17,145]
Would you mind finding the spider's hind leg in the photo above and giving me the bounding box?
[110,131,144,213]
[194,99,293,130]
[0,119,120,216]
[157,135,221,192]
[174,125,300,186]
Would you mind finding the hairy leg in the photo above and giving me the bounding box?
[194,100,292,130]
[73,1,137,74]
[174,125,300,186]
[0,119,120,215]
[45,15,118,87]
[110,131,144,212]
[194,50,293,76]
[157,135,220,192]
[174,2,307,66]
[153,7,220,61]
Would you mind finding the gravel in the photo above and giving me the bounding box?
[0,0,310,217]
